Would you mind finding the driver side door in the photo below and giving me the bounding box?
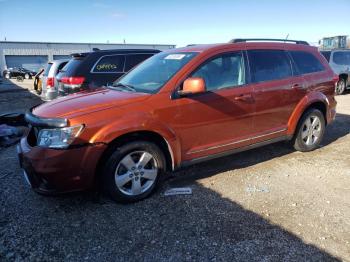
[170,51,256,161]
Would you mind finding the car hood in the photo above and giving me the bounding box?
[33,88,151,119]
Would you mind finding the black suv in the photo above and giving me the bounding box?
[56,49,160,96]
[3,67,36,79]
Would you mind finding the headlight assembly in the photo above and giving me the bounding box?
[37,125,84,149]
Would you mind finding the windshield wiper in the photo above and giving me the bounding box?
[111,83,136,92]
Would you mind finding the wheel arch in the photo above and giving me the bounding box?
[95,130,176,181]
[287,92,329,136]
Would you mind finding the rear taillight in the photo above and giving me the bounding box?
[46,77,55,88]
[60,76,85,89]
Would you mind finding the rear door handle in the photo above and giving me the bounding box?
[234,93,253,102]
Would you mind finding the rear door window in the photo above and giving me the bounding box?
[92,55,125,73]
[124,54,154,72]
[290,51,325,75]
[247,50,292,83]
[333,51,350,66]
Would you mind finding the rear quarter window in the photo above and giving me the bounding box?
[92,55,126,73]
[247,50,292,83]
[290,51,325,75]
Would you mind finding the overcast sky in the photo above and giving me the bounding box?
[0,0,349,47]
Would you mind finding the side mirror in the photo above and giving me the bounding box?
[178,77,206,96]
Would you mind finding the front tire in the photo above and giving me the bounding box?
[336,78,346,95]
[5,73,10,79]
[293,109,325,152]
[101,141,166,203]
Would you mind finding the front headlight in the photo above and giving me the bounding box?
[37,125,84,149]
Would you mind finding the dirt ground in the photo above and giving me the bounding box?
[0,79,349,261]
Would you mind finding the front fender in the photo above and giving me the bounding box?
[287,91,329,136]
[88,111,181,168]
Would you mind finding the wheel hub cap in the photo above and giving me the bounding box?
[301,115,322,146]
[114,151,158,196]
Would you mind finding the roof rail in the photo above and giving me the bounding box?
[230,38,309,45]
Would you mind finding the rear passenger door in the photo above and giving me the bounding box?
[289,50,328,107]
[247,49,305,139]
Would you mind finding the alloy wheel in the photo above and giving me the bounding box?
[114,151,158,196]
[301,115,322,146]
[24,73,29,79]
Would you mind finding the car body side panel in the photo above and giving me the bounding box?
[72,107,181,168]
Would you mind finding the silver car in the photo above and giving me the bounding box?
[41,59,69,101]
[321,50,350,95]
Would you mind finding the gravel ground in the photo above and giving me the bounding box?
[0,79,349,261]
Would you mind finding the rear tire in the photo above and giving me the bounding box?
[293,109,325,152]
[101,141,166,203]
[336,78,346,95]
[24,73,30,79]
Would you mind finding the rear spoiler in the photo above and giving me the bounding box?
[70,53,88,58]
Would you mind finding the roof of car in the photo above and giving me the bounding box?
[169,42,317,53]
[49,59,70,63]
[94,48,160,53]
[71,48,161,58]
[320,49,350,52]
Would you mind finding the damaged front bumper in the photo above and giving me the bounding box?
[15,109,107,194]
[17,134,106,194]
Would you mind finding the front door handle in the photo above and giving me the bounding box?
[234,93,253,102]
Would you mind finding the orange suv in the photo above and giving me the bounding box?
[17,39,337,203]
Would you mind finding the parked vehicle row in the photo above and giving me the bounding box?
[17,39,337,203]
[2,67,36,79]
[38,49,160,101]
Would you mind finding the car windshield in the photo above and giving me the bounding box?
[333,51,350,66]
[111,52,198,94]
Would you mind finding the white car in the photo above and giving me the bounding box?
[321,50,350,95]
[41,59,69,101]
